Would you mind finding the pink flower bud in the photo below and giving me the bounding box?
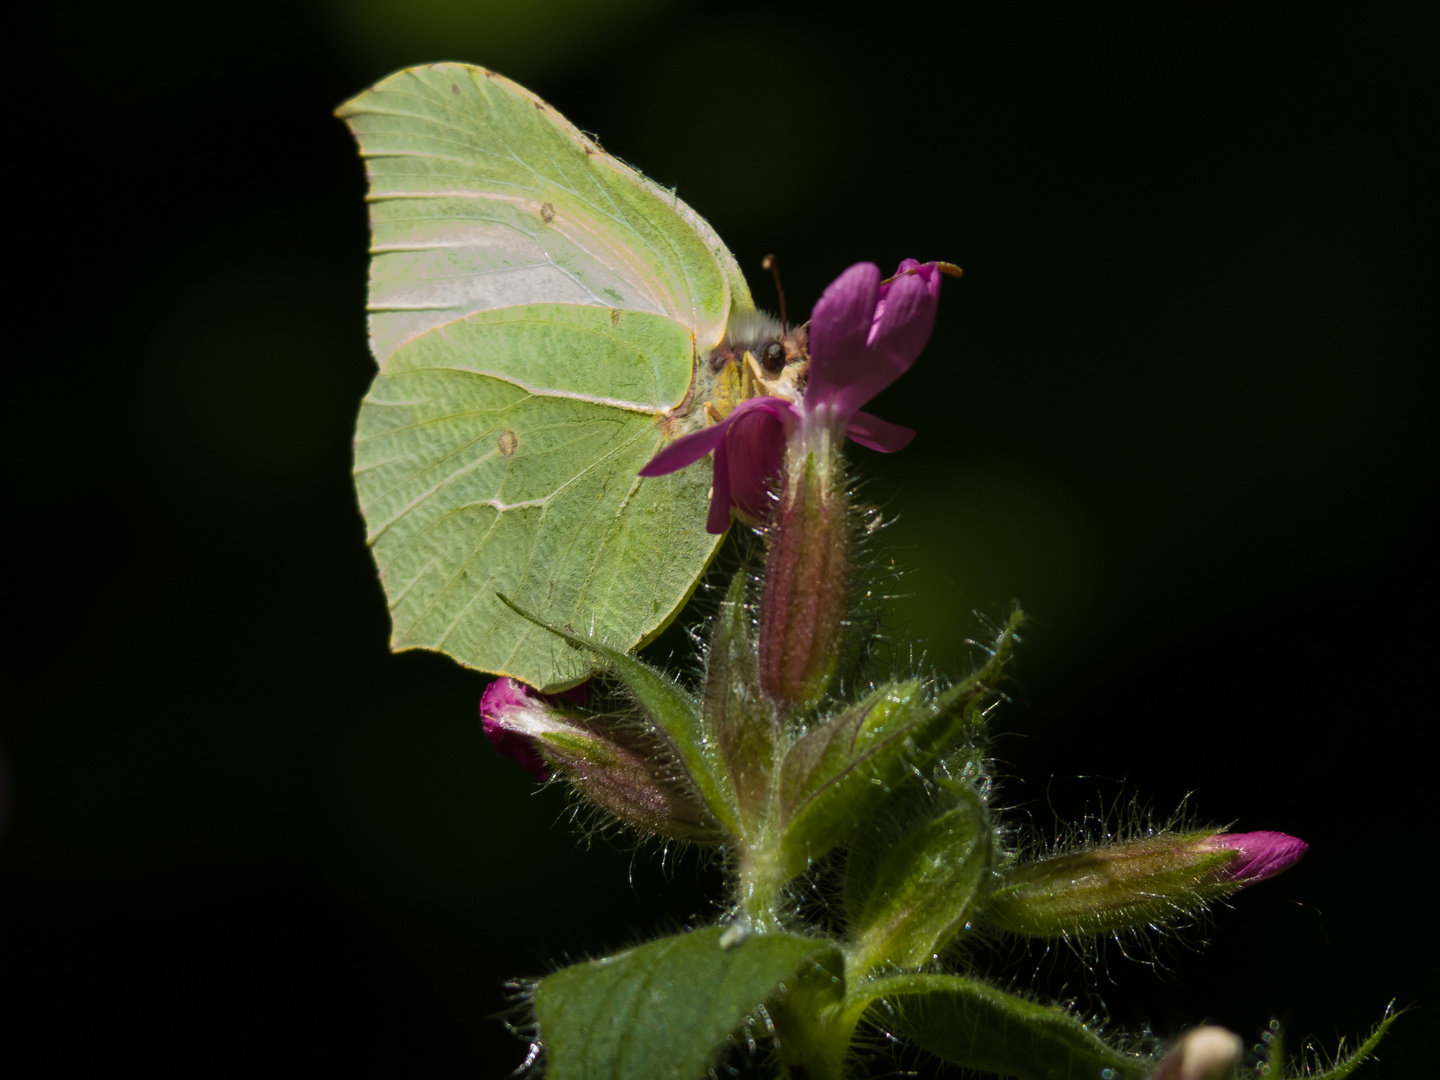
[479,678,724,842]
[985,828,1308,938]
[480,677,561,781]
[1196,830,1309,885]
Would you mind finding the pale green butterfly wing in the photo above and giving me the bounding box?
[338,63,752,365]
[339,64,754,689]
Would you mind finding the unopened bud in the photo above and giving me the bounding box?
[984,829,1308,938]
[758,426,849,708]
[1195,830,1310,885]
[480,678,725,842]
[1153,1026,1243,1080]
[480,677,561,781]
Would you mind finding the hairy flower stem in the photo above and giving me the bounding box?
[736,843,791,933]
[770,984,867,1080]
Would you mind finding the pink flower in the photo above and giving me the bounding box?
[1197,830,1309,885]
[640,260,945,533]
[479,677,589,781]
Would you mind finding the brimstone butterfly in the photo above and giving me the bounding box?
[338,63,806,691]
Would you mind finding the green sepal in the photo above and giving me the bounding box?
[776,679,929,877]
[774,608,1021,883]
[1264,1007,1403,1080]
[498,595,740,835]
[843,779,992,976]
[535,722,727,843]
[533,927,842,1080]
[862,972,1152,1080]
[703,572,778,833]
[929,604,1025,733]
[982,830,1235,938]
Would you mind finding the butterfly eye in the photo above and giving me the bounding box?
[761,341,787,374]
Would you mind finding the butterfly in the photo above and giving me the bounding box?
[338,63,807,691]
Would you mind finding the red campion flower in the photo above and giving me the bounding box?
[640,259,946,533]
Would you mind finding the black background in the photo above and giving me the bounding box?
[8,0,1434,1074]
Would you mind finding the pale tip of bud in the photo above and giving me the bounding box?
[1153,1025,1244,1080]
[480,677,550,782]
[1199,830,1309,885]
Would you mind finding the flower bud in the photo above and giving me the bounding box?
[1195,830,1310,885]
[758,425,850,708]
[480,678,725,842]
[480,677,558,781]
[983,829,1308,938]
[1152,1026,1243,1080]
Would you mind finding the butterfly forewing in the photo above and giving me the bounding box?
[338,63,752,363]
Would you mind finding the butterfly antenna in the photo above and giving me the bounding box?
[761,254,788,333]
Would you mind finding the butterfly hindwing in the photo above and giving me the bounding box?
[354,307,714,686]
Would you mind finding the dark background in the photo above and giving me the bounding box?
[8,0,1434,1074]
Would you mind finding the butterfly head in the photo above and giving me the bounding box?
[703,310,810,423]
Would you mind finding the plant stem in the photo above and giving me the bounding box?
[769,982,867,1080]
[736,843,790,932]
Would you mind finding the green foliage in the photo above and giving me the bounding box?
[704,572,778,830]
[776,609,1023,882]
[872,973,1154,1080]
[843,779,991,976]
[1266,1009,1404,1080]
[775,679,927,875]
[533,927,841,1080]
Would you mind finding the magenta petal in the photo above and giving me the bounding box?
[1202,830,1309,885]
[846,410,916,453]
[726,402,791,522]
[835,269,938,417]
[805,262,881,412]
[480,676,530,715]
[639,421,730,477]
[479,678,549,781]
[891,258,943,299]
[702,398,797,533]
[706,434,734,534]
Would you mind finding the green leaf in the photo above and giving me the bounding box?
[703,572,777,829]
[929,604,1026,732]
[534,927,842,1080]
[844,781,992,975]
[499,595,739,835]
[777,679,978,882]
[865,973,1152,1080]
[1273,1008,1404,1080]
[777,607,1023,881]
[339,63,759,690]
